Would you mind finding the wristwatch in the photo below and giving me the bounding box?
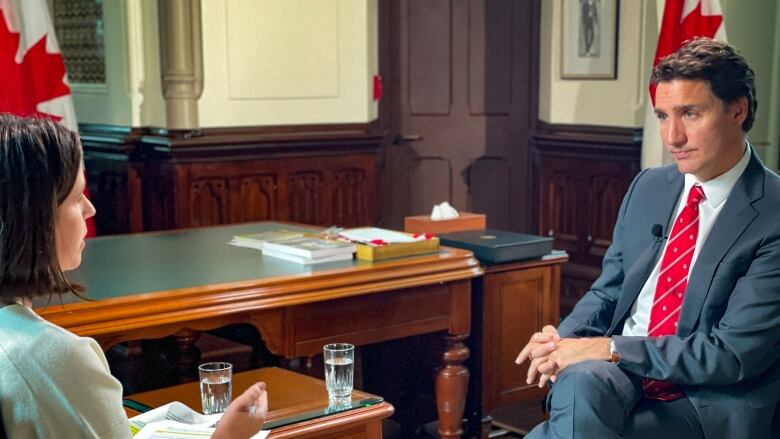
[609,338,620,363]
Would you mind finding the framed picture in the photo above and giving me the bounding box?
[561,0,619,79]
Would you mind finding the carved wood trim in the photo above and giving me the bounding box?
[137,127,386,162]
[268,402,394,439]
[237,174,278,223]
[532,122,642,158]
[531,123,642,317]
[287,171,325,225]
[78,124,385,233]
[332,167,368,227]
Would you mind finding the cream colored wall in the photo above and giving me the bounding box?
[538,0,657,128]
[71,0,378,129]
[541,0,780,170]
[70,0,165,127]
[197,0,379,128]
[721,0,780,167]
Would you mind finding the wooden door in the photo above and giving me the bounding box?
[380,0,540,232]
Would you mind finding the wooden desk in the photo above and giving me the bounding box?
[35,222,482,439]
[126,367,394,439]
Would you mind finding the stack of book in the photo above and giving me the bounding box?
[338,227,439,261]
[229,231,356,265]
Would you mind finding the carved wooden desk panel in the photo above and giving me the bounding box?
[36,222,482,439]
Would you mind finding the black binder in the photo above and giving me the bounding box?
[439,229,553,264]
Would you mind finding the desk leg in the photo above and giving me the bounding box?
[172,328,201,383]
[436,333,469,439]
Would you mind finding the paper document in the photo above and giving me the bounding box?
[130,402,269,439]
[339,227,425,245]
[228,230,305,251]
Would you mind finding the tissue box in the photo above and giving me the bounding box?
[404,212,486,235]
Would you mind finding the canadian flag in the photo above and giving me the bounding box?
[641,0,726,167]
[0,0,95,237]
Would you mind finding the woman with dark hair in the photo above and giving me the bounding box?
[0,114,268,438]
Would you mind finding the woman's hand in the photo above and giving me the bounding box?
[212,382,269,439]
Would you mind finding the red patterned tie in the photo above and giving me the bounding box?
[643,184,705,401]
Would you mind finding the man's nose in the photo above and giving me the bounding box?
[664,119,687,147]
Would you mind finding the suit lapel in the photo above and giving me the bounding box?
[607,168,684,335]
[677,151,763,336]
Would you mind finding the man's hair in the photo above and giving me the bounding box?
[651,37,757,132]
[0,113,84,303]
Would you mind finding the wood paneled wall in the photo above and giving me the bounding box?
[530,123,641,317]
[81,124,385,234]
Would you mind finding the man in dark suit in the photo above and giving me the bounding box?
[517,38,780,438]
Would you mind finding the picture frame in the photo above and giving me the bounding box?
[560,0,619,79]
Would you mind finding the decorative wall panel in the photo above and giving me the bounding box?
[80,124,383,234]
[333,168,368,228]
[531,123,641,317]
[52,0,106,83]
[189,178,230,227]
[287,172,324,226]
[238,175,278,223]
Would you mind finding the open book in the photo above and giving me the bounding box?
[129,401,269,439]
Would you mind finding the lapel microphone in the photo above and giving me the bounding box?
[651,224,667,241]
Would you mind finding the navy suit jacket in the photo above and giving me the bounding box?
[557,148,780,438]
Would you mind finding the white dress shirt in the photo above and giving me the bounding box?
[622,145,751,337]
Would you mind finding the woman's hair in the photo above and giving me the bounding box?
[651,37,757,132]
[1,113,85,303]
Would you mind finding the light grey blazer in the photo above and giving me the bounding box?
[557,148,780,438]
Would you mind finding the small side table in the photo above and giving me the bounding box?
[125,367,394,438]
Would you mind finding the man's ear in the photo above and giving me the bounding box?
[729,96,748,127]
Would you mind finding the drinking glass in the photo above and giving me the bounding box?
[323,343,355,405]
[199,362,232,415]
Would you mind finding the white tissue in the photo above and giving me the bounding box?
[430,201,459,220]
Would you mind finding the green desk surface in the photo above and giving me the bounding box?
[57,222,362,304]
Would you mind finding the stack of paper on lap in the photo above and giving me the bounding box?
[129,401,270,438]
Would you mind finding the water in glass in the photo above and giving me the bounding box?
[200,376,232,415]
[325,356,354,402]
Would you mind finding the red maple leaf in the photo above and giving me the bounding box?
[654,1,724,65]
[677,3,723,50]
[0,9,71,121]
[650,0,723,104]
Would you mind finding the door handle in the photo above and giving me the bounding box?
[394,133,423,144]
